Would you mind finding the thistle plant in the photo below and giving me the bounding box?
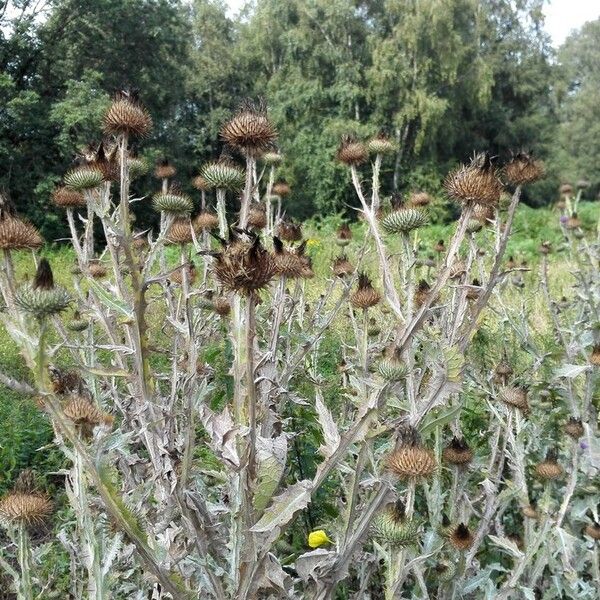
[0,92,598,600]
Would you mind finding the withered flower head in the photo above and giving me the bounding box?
[82,140,119,181]
[564,417,584,439]
[87,260,107,279]
[63,395,114,438]
[192,175,210,191]
[213,296,231,317]
[559,183,573,196]
[350,272,381,310]
[504,152,544,185]
[34,259,54,291]
[262,151,283,166]
[167,218,195,244]
[0,215,43,250]
[170,262,197,286]
[444,153,503,207]
[155,158,176,180]
[409,191,432,207]
[576,179,591,190]
[336,222,352,245]
[194,211,219,231]
[211,230,276,295]
[332,254,354,278]
[0,491,52,527]
[538,241,551,255]
[590,345,600,366]
[434,239,445,254]
[247,205,267,229]
[565,213,582,230]
[272,180,291,197]
[220,98,277,156]
[386,427,437,480]
[104,89,152,137]
[415,279,431,308]
[448,523,474,551]
[534,449,563,481]
[273,237,306,279]
[337,135,368,166]
[499,386,529,414]
[277,219,303,242]
[442,437,473,466]
[52,186,86,209]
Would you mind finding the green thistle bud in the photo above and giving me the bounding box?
[371,502,420,547]
[377,348,409,381]
[201,160,246,191]
[381,208,428,234]
[64,166,104,191]
[152,192,193,215]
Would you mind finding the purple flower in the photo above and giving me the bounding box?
[580,441,589,450]
[559,215,569,225]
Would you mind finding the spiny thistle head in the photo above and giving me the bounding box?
[262,151,283,165]
[504,152,544,185]
[155,158,176,180]
[337,135,367,166]
[590,345,600,366]
[377,347,409,382]
[277,219,303,242]
[81,140,119,181]
[367,133,395,156]
[0,215,43,250]
[247,205,267,229]
[67,311,89,332]
[565,213,582,230]
[0,473,52,528]
[381,207,428,234]
[444,153,503,207]
[499,385,529,414]
[434,559,457,582]
[332,254,354,278]
[386,427,437,481]
[576,179,591,190]
[52,186,86,209]
[273,237,306,279]
[272,181,291,196]
[534,450,563,481]
[442,437,473,466]
[211,230,276,295]
[63,395,114,438]
[104,89,152,137]
[167,218,195,244]
[448,523,474,551]
[371,501,420,547]
[201,159,246,191]
[87,260,107,279]
[564,417,584,439]
[152,188,193,215]
[170,262,197,286]
[194,211,219,231]
[409,191,432,207]
[350,272,380,309]
[415,279,431,308]
[559,183,573,196]
[15,259,71,318]
[127,155,148,179]
[336,222,352,245]
[220,98,277,156]
[64,165,104,191]
[191,175,210,191]
[212,296,231,317]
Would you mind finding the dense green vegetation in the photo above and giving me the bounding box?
[1,0,599,240]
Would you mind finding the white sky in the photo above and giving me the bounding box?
[223,0,600,47]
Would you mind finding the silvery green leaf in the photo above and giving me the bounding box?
[488,535,524,558]
[250,480,312,533]
[519,587,536,600]
[254,435,288,512]
[419,403,462,437]
[315,391,340,458]
[554,364,589,378]
[294,549,337,583]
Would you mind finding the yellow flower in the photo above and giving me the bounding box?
[306,238,320,248]
[308,530,332,548]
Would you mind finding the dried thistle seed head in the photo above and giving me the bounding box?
[449,259,467,279]
[564,417,585,439]
[220,98,277,156]
[499,386,529,413]
[64,165,104,191]
[194,211,219,231]
[49,367,83,396]
[213,296,231,316]
[211,233,276,295]
[378,347,409,382]
[381,207,428,234]
[409,191,432,207]
[0,216,43,250]
[201,159,246,191]
[565,213,582,230]
[272,181,291,196]
[191,175,209,191]
[576,179,591,190]
[336,222,352,245]
[87,260,107,279]
[337,135,368,166]
[273,237,306,279]
[559,183,573,196]
[155,158,176,180]
[63,395,114,437]
[52,186,86,209]
[367,133,395,156]
[584,522,600,540]
[82,140,120,181]
[132,231,149,250]
[13,470,38,494]
[442,437,473,466]
[262,151,283,166]
[448,523,474,551]
[415,279,431,308]
[387,429,437,480]
[534,450,563,481]
[152,190,193,215]
[494,358,513,378]
[434,239,445,254]
[332,254,354,278]
[170,262,197,286]
[247,205,267,229]
[472,203,495,225]
[167,218,195,244]
[370,504,420,547]
[466,279,481,301]
[350,273,381,309]
[590,345,600,366]
[444,153,503,207]
[522,504,538,519]
[504,152,544,185]
[0,491,53,527]
[104,89,152,137]
[277,220,303,242]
